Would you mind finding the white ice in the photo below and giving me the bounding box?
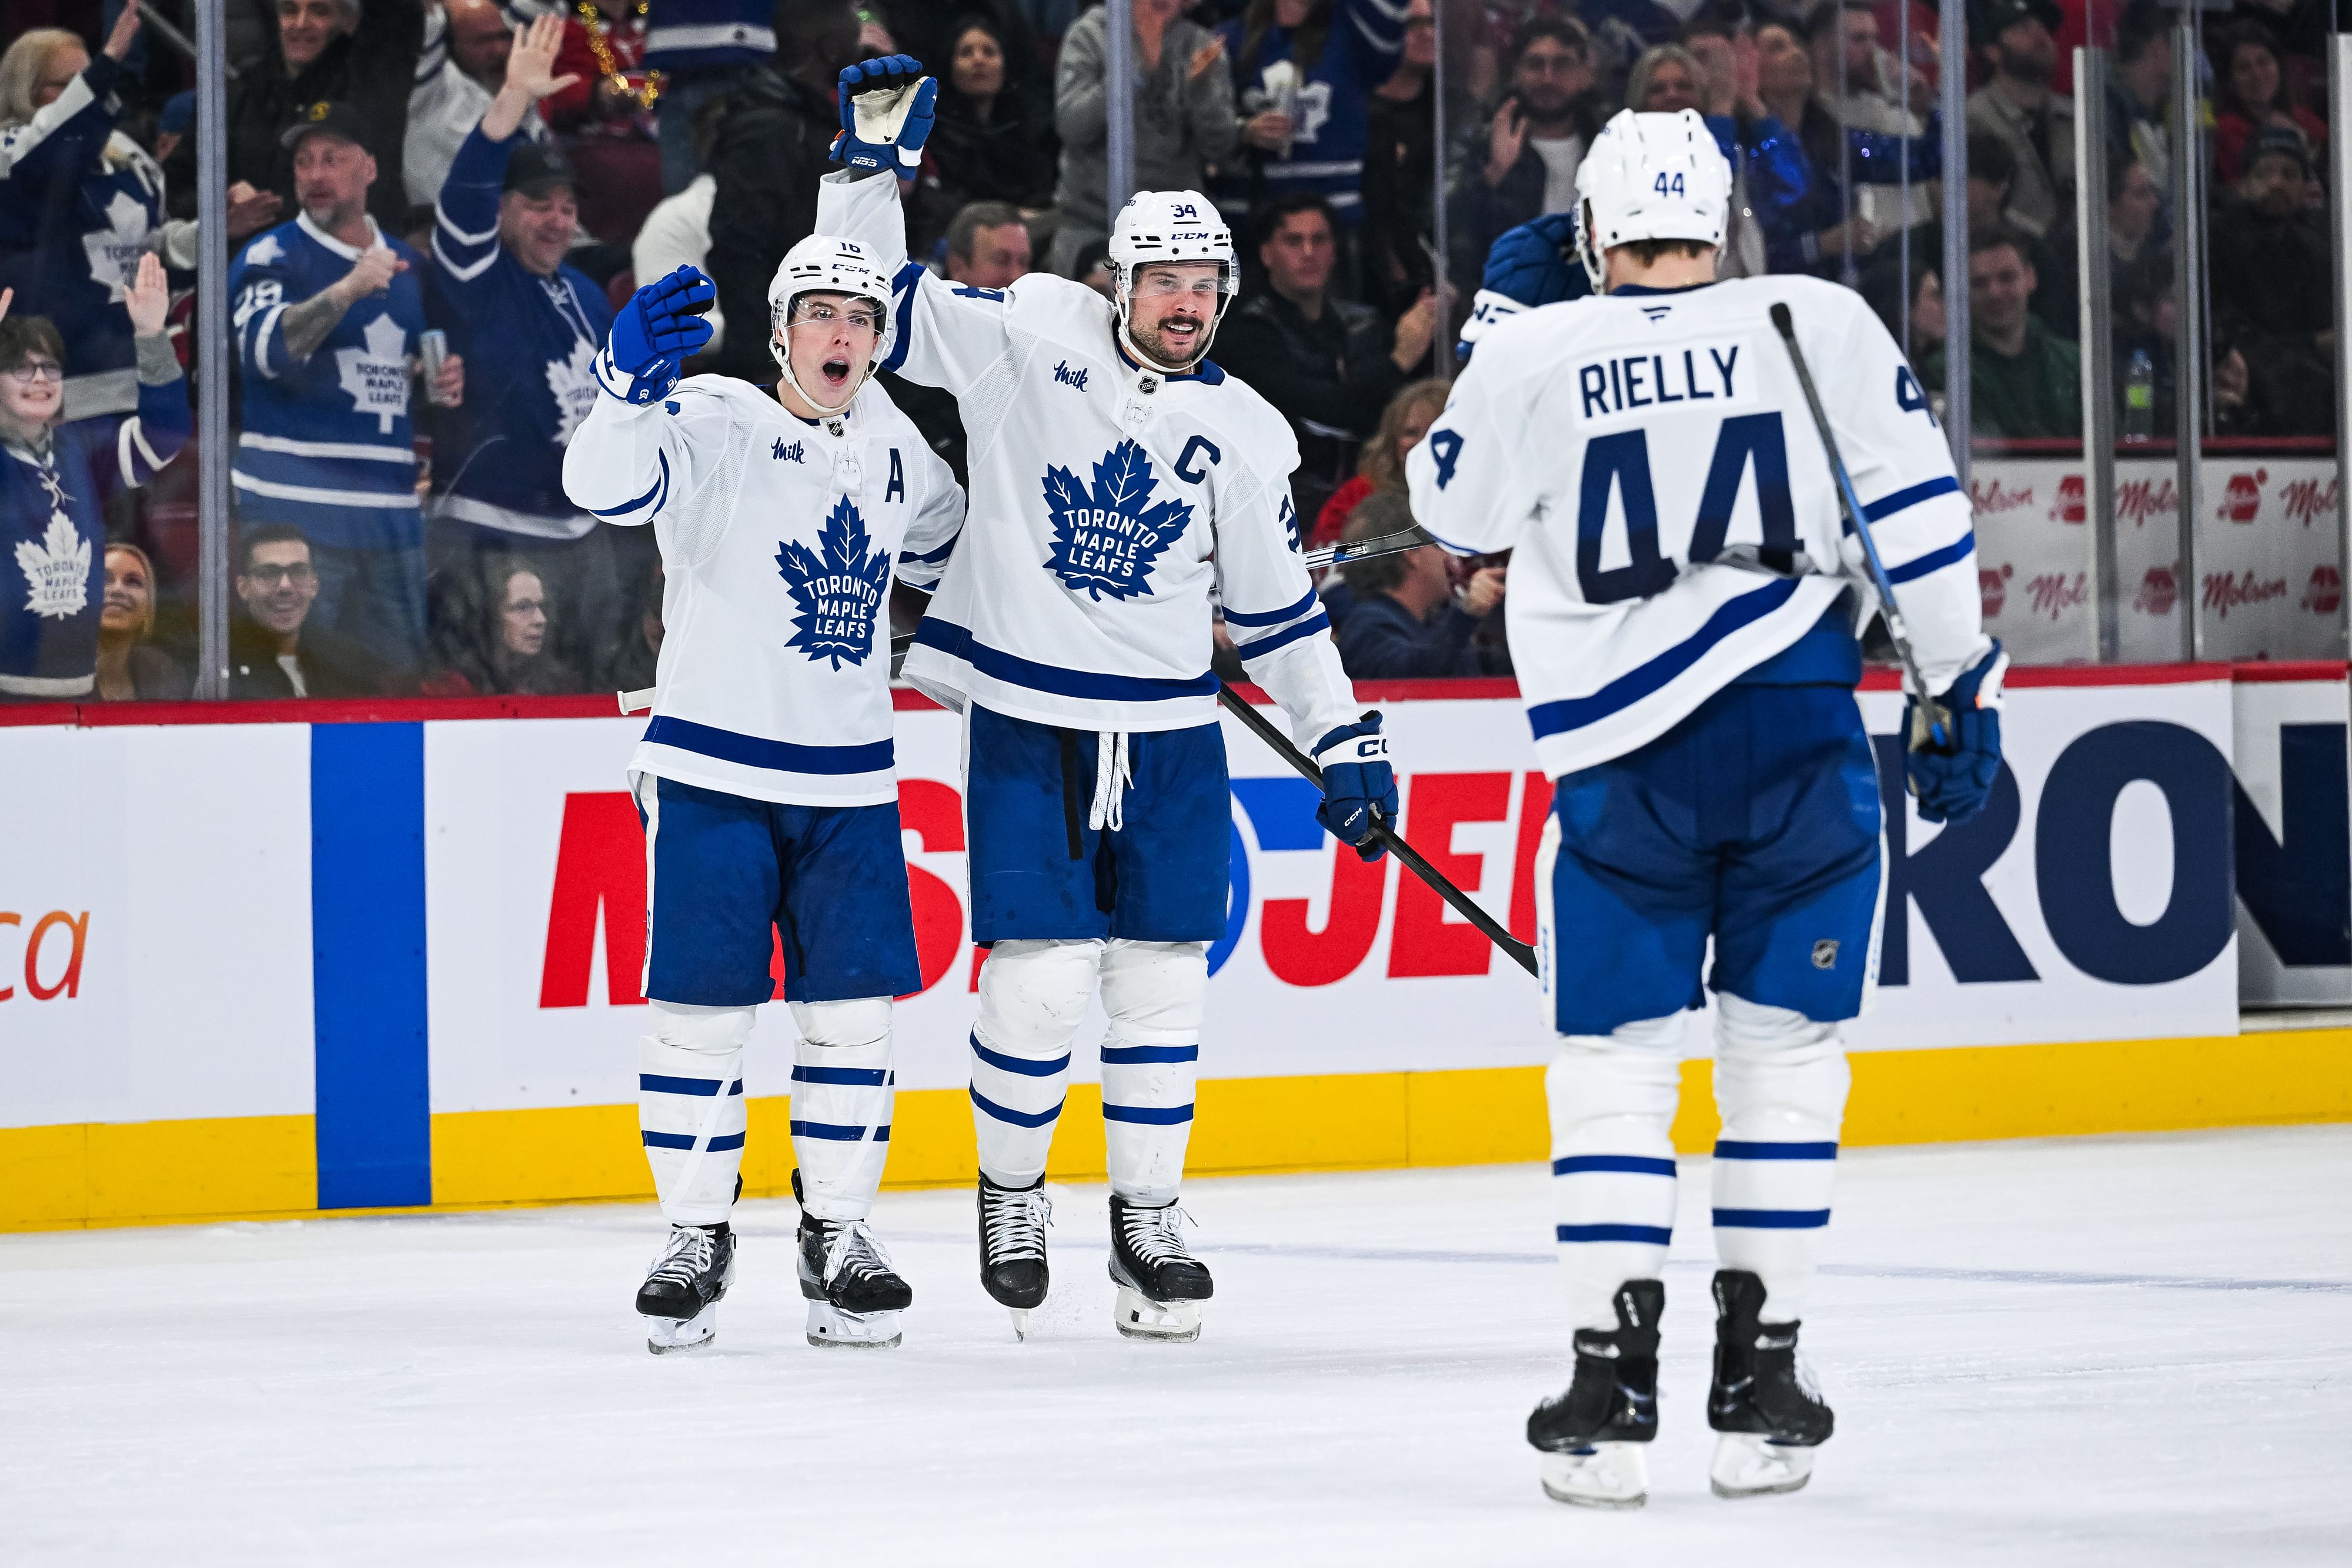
[6,1125,2349,1566]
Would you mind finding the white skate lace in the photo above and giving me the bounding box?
[821,1219,899,1287]
[647,1225,716,1286]
[1119,1203,1197,1266]
[1089,731,1130,831]
[982,1185,1054,1263]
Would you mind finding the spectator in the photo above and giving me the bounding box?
[1216,0,1408,250]
[162,0,425,237]
[2208,127,2334,435]
[2106,1,2171,193]
[1332,493,1508,678]
[406,0,547,210]
[0,256,186,702]
[1964,0,2073,240]
[153,91,195,165]
[94,542,189,701]
[703,0,866,379]
[423,556,583,694]
[1213,194,1441,525]
[0,12,169,428]
[1919,228,2080,440]
[1049,0,1237,278]
[228,524,387,697]
[232,101,463,677]
[1445,16,1599,290]
[1884,133,2057,333]
[631,92,730,354]
[643,0,777,195]
[428,15,622,674]
[922,15,1058,216]
[2030,149,2164,340]
[1311,374,1448,549]
[1859,251,1944,361]
[1679,22,1790,279]
[2111,251,2279,439]
[546,1,664,250]
[2211,23,2326,188]
[602,553,663,692]
[1802,0,1935,236]
[945,199,1033,287]
[1359,0,1436,312]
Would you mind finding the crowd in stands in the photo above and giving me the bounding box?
[0,0,2341,701]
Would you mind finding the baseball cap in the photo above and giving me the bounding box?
[1977,0,2062,36]
[502,141,579,199]
[2247,125,2313,173]
[279,99,372,151]
[160,91,195,137]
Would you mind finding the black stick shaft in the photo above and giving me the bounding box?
[1216,684,1541,978]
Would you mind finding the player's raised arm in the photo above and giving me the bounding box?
[561,265,726,533]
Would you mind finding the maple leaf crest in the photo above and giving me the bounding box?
[81,189,151,303]
[14,514,91,621]
[1040,439,1191,601]
[335,312,413,434]
[776,495,890,669]
[545,336,600,445]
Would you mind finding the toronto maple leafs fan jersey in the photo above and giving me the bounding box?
[1215,0,1407,222]
[562,360,963,806]
[230,216,428,550]
[0,51,166,422]
[816,172,1358,748]
[2,367,188,697]
[429,124,613,540]
[1407,275,1984,780]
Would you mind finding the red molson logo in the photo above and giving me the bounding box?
[2024,571,2086,619]
[2136,566,2177,616]
[2301,565,2341,614]
[2216,470,2266,523]
[1980,563,2013,618]
[2201,571,2287,617]
[2050,474,2086,524]
[1969,478,2036,516]
[2281,476,2339,527]
[2116,477,2176,527]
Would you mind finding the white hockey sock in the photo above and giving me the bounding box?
[788,997,895,1223]
[1709,992,1851,1322]
[639,1001,755,1228]
[969,940,1102,1188]
[1546,1013,1686,1333]
[1098,939,1207,1206]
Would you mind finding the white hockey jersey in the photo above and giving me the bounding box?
[1408,275,1986,780]
[814,171,1358,747]
[562,352,964,806]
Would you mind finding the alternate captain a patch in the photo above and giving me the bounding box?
[1041,440,1191,601]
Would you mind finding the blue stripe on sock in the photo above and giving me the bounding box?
[641,1129,747,1152]
[1555,1223,1673,1245]
[971,1034,1071,1078]
[1713,1141,1838,1160]
[1101,1101,1194,1125]
[639,1072,740,1097]
[1100,1044,1200,1065]
[790,1065,894,1087]
[1552,1154,1679,1177]
[791,1120,891,1142]
[969,1085,1064,1128]
[1713,1208,1831,1229]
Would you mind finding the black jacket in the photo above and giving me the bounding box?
[1212,290,1405,523]
[1360,80,1434,313]
[1334,592,1499,680]
[163,2,423,231]
[227,614,387,700]
[704,65,842,382]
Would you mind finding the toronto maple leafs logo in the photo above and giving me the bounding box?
[82,189,151,302]
[546,336,600,445]
[776,496,890,668]
[335,313,412,434]
[15,516,91,621]
[1041,440,1191,601]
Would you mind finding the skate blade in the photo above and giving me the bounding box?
[1008,1309,1029,1343]
[1113,1285,1202,1342]
[805,1299,904,1349]
[1709,1433,1816,1499]
[1539,1443,1648,1509]
[643,1301,720,1355]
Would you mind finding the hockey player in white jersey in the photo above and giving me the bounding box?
[818,57,1395,1342]
[561,235,964,1354]
[1409,111,2004,1505]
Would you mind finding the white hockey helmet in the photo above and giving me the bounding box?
[1572,109,1733,292]
[1107,189,1237,372]
[767,232,895,414]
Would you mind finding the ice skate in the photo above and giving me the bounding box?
[1107,1193,1211,1342]
[1706,1269,1833,1499]
[1527,1280,1663,1509]
[977,1174,1053,1340]
[796,1206,911,1348]
[636,1223,736,1355]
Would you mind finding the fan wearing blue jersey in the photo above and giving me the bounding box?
[1409,109,2004,1508]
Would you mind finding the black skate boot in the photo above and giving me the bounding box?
[1526,1279,1663,1509]
[977,1174,1053,1340]
[1108,1193,1212,1342]
[794,1169,911,1349]
[636,1222,736,1355]
[1707,1268,1834,1498]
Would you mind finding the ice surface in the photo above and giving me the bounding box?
[5,1126,2349,1566]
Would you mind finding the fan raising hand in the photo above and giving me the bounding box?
[125,253,169,338]
[485,14,579,139]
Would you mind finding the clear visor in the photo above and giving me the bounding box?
[1122,262,1234,302]
[778,295,886,335]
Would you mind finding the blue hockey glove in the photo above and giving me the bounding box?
[1903,640,2007,824]
[1455,212,1589,359]
[607,265,715,404]
[831,55,938,174]
[1314,713,1398,862]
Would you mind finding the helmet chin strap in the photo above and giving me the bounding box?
[770,330,871,419]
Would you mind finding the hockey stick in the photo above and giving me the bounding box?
[1216,685,1541,978]
[1768,303,1953,752]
